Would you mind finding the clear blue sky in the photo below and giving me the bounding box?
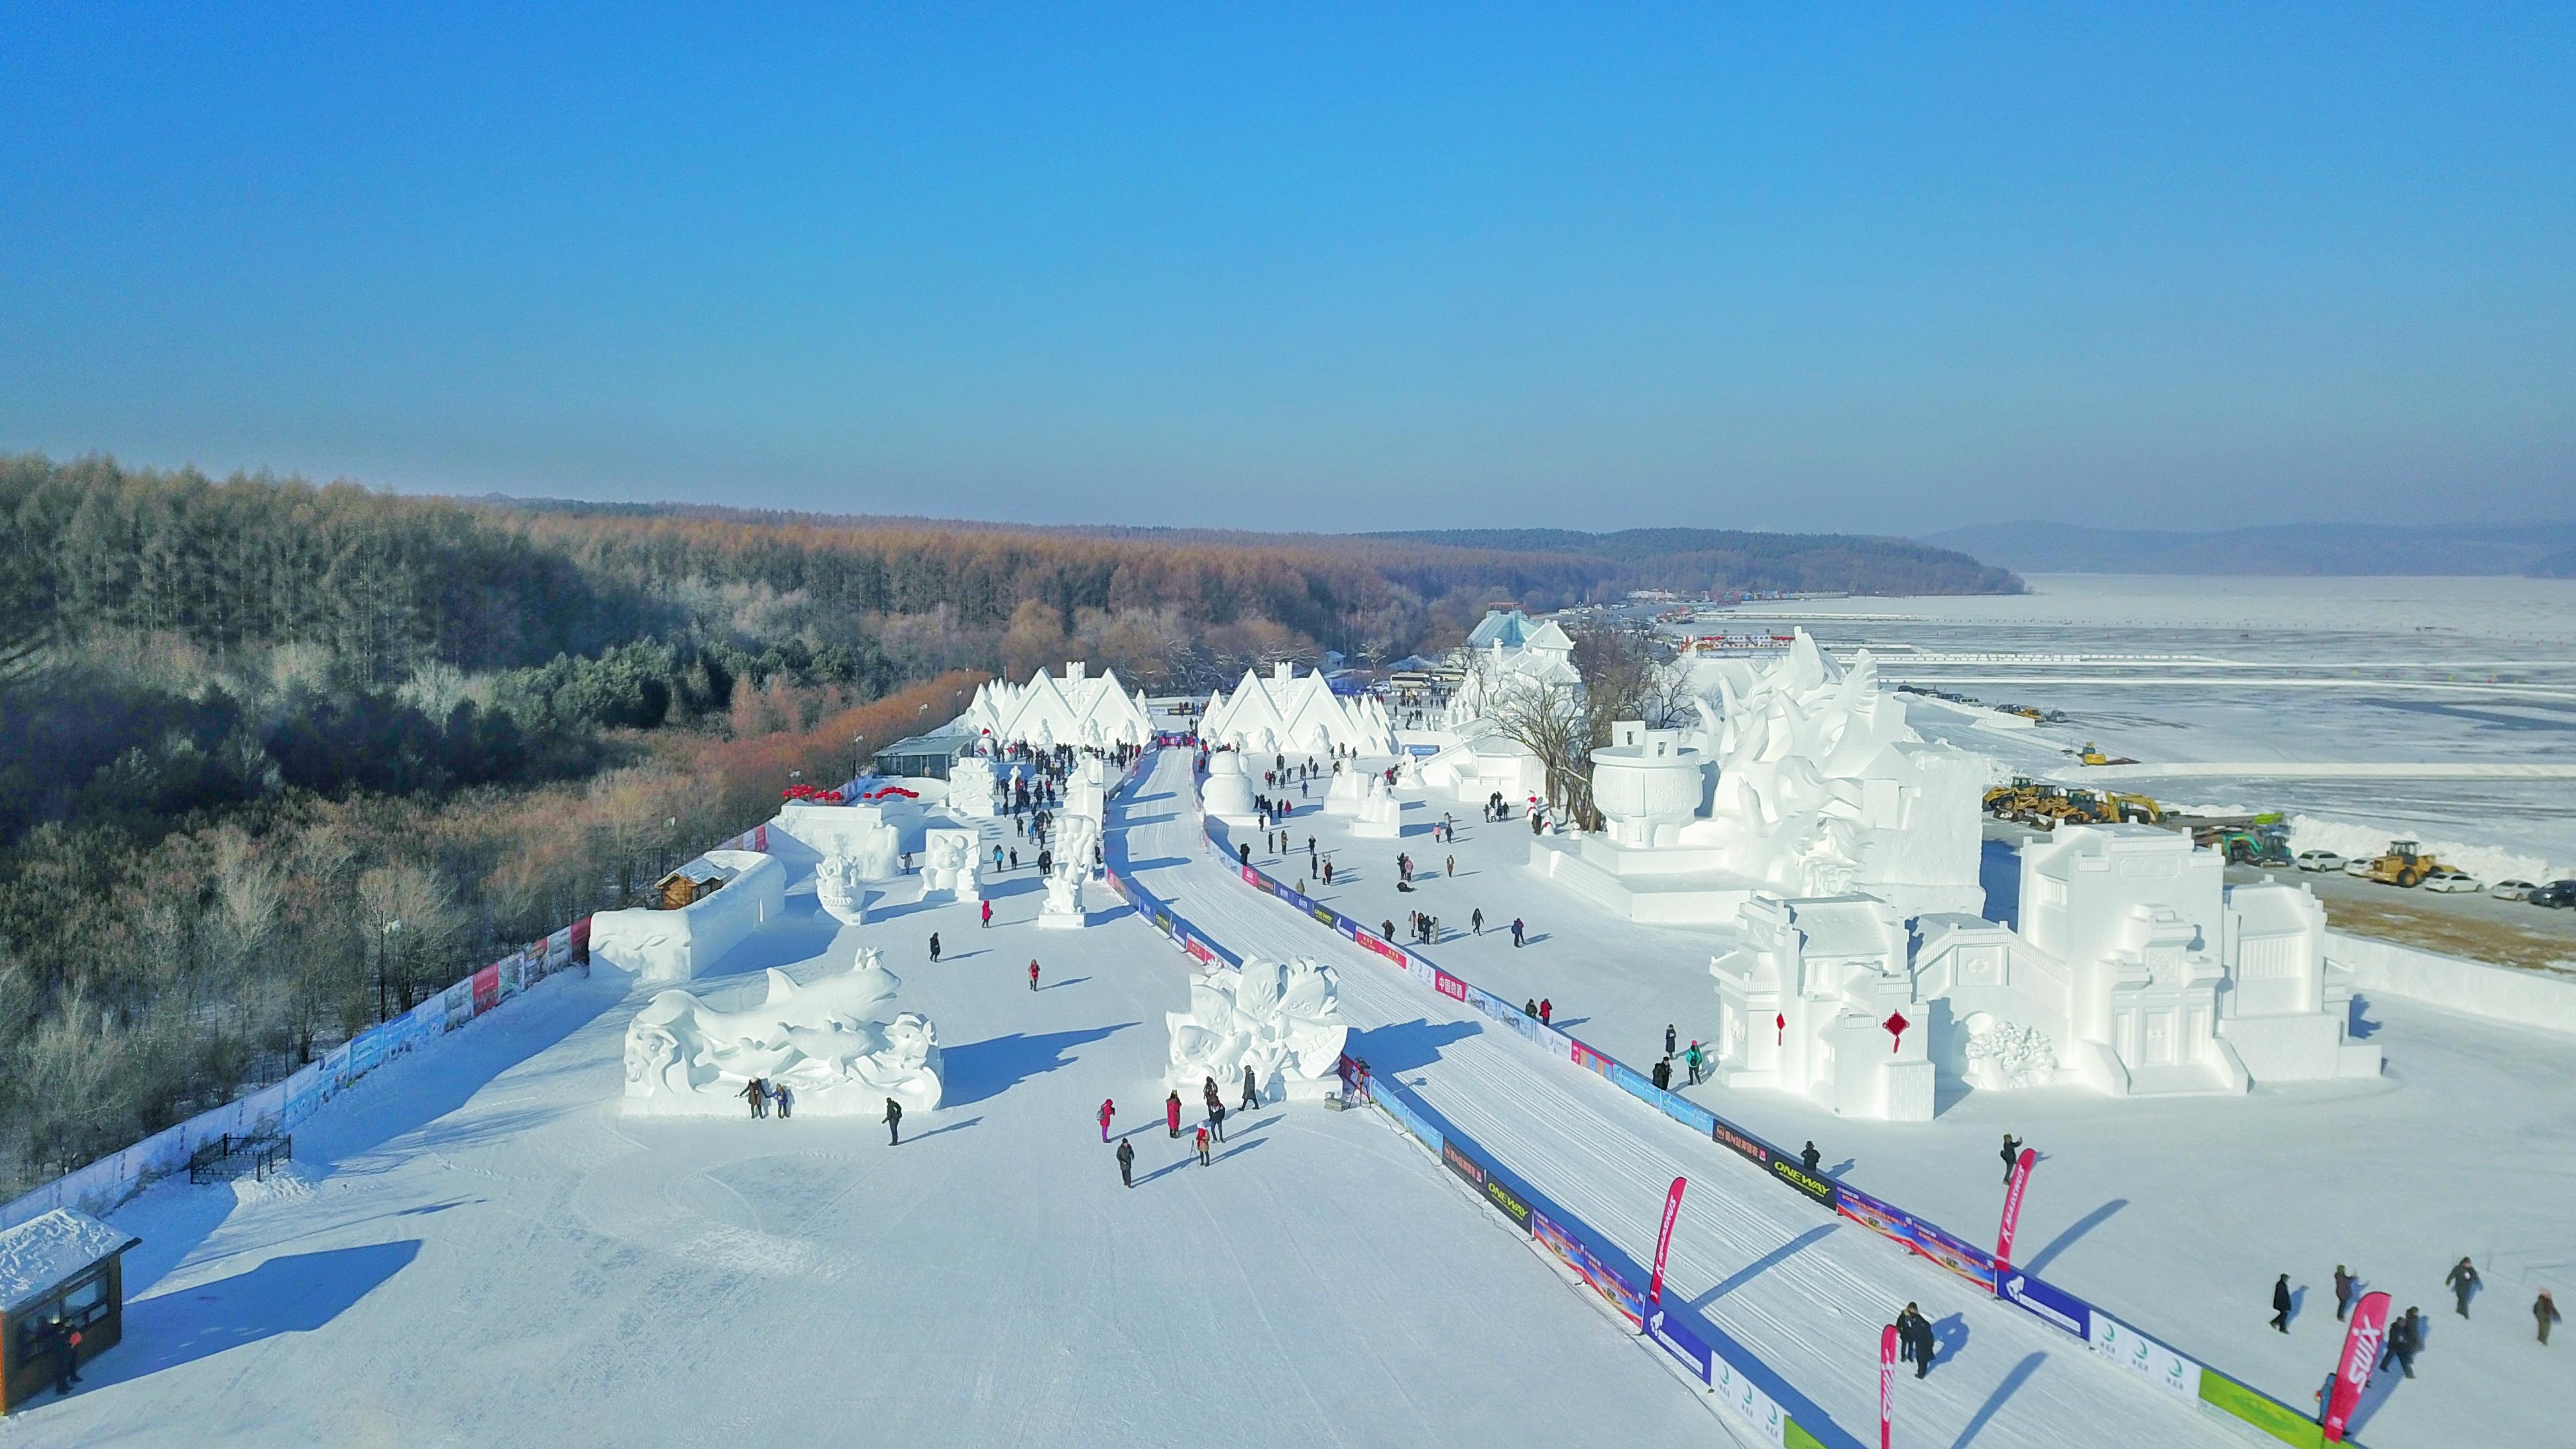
[3,4,2570,533]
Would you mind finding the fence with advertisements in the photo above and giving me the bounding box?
[1176,755,2337,1448]
[0,903,603,1230]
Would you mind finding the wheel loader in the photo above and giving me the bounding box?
[2364,840,2446,888]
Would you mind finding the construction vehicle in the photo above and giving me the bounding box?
[2076,741,2141,767]
[2364,840,2447,888]
[1984,778,2048,818]
[2103,791,2162,824]
[2196,823,2293,866]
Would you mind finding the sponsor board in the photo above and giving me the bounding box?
[1708,1347,1791,1444]
[2198,1369,2325,1448]
[1996,1271,2092,1341]
[1645,1308,1712,1383]
[443,981,474,1031]
[1308,903,1337,929]
[1658,1095,1717,1136]
[1432,970,1468,1003]
[1710,1119,1770,1166]
[1835,1185,1997,1292]
[1529,1209,1645,1329]
[1568,1039,1618,1077]
[472,964,501,1015]
[2089,1312,2203,1401]
[1765,1153,1837,1209]
[1480,1174,1531,1231]
[1441,1141,1487,1190]
[1359,933,1406,966]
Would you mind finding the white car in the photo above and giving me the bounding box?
[2492,879,2538,901]
[2422,870,2483,893]
[2341,857,2377,878]
[2295,850,2346,872]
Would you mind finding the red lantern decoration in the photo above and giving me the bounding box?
[1775,1012,1786,1046]
[1883,1010,1909,1054]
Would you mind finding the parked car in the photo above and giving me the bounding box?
[2295,850,2347,873]
[2529,880,2576,909]
[2421,870,2482,893]
[2491,879,2538,901]
[2341,857,2377,878]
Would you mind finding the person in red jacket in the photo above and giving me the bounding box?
[1165,1091,1183,1138]
[1098,1098,1115,1141]
[1028,959,1040,991]
[981,899,993,929]
[1539,998,1552,1024]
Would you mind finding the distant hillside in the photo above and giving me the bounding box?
[1920,520,2576,576]
[1355,527,2022,597]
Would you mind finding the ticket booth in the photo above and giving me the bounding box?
[0,1208,141,1413]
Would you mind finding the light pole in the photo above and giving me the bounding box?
[377,918,403,1022]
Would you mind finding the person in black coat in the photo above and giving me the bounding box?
[1651,1057,1672,1091]
[2000,1133,2023,1185]
[1894,1304,1931,1376]
[1801,1141,1821,1174]
[2333,1266,2356,1321]
[883,1096,903,1145]
[1240,1065,1260,1113]
[1910,1312,1937,1376]
[2271,1273,2293,1332]
[1116,1137,1135,1188]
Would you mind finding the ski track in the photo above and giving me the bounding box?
[1117,750,2246,1449]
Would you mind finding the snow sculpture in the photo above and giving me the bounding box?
[815,853,869,924]
[1038,812,1101,929]
[590,850,786,985]
[922,827,980,903]
[1200,750,1259,821]
[1200,662,1396,756]
[1321,767,1369,817]
[621,944,943,1116]
[1350,776,1403,839]
[958,661,1154,750]
[947,755,998,818]
[1962,1017,2059,1090]
[1163,956,1349,1103]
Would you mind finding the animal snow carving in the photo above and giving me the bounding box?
[816,852,868,924]
[621,944,942,1115]
[1163,956,1349,1097]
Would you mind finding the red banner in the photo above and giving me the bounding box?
[1878,1323,1897,1449]
[2323,1291,2390,1442]
[470,964,500,1014]
[1649,1176,1686,1306]
[1995,1147,2037,1272]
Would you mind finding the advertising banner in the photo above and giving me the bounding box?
[1658,1095,1718,1137]
[1568,1039,1618,1078]
[1432,969,1468,1003]
[1529,1209,1646,1329]
[1402,958,1439,993]
[1442,1139,1487,1191]
[570,916,592,966]
[1608,1061,1657,1104]
[1650,1177,1686,1306]
[1995,1148,2037,1270]
[753,823,768,852]
[1995,1270,2092,1341]
[1645,1308,1712,1384]
[2088,1312,2203,1402]
[344,1026,386,1082]
[2323,1292,2390,1443]
[1836,1185,1996,1292]
[1879,1323,1897,1449]
[1710,1117,1771,1168]
[1480,1172,1531,1232]
[443,981,473,1031]
[546,925,572,967]
[1709,1341,1791,1445]
[1358,932,1406,966]
[1306,902,1338,929]
[2200,1369,2326,1448]
[472,964,501,1015]
[1765,1152,1838,1209]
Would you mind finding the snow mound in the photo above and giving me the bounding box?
[233,1162,320,1207]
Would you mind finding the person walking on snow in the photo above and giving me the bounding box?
[1894,1303,1928,1372]
[1203,1076,1221,1121]
[929,932,942,964]
[772,1082,794,1120]
[2334,1266,2356,1321]
[1098,1098,1115,1142]
[1651,1056,1671,1091]
[1210,1101,1226,1142]
[743,1076,768,1119]
[883,1096,902,1145]
[1538,999,1551,1025]
[1686,1041,1704,1085]
[44,1319,80,1397]
[2448,1257,2482,1317]
[2537,1290,2561,1345]
[2271,1273,2293,1332]
[981,899,992,929]
[1241,1065,1260,1113]
[1166,1091,1183,1138]
[1116,1137,1135,1188]
[1665,1024,1677,1057]
[2380,1308,2420,1376]
[1029,960,1041,991]
[1196,1124,1212,1166]
[2001,1133,2023,1184]
[1511,918,1524,947]
[1472,908,1483,935]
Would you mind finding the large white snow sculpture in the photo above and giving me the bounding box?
[947,755,999,818]
[1320,767,1369,817]
[1200,662,1396,756]
[589,850,786,985]
[1349,776,1404,839]
[621,944,943,1116]
[922,827,981,903]
[815,853,869,924]
[1163,956,1349,1103]
[1200,750,1259,821]
[1038,812,1102,929]
[958,660,1154,750]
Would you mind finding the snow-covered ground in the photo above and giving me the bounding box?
[26,807,1721,1446]
[1224,753,2575,1448]
[1714,575,2576,877]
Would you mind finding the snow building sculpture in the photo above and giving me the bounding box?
[1200,750,1259,822]
[1038,813,1101,929]
[958,661,1154,750]
[921,828,981,903]
[1349,776,1404,839]
[1163,956,1350,1103]
[621,944,943,1116]
[771,802,905,882]
[589,850,786,985]
[947,756,999,818]
[1319,766,1369,818]
[1200,662,1396,756]
[1706,825,2380,1122]
[1528,631,1987,925]
[815,853,869,925]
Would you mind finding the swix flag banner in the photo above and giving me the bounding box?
[1878,1323,1897,1449]
[1649,1176,1686,1306]
[2323,1291,2391,1442]
[1995,1148,2038,1273]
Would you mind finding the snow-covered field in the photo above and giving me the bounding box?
[1719,575,2576,877]
[1212,752,2575,1448]
[25,806,1720,1446]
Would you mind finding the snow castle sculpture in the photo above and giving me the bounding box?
[1163,956,1349,1103]
[621,942,943,1116]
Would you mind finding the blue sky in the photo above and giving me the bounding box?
[3,4,2569,533]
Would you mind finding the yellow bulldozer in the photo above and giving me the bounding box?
[2076,741,2141,767]
[2364,840,2446,888]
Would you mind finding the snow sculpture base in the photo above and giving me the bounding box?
[1321,770,1368,817]
[1163,956,1349,1103]
[621,941,942,1116]
[1037,868,1088,929]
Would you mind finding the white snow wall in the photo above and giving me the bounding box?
[2327,931,2576,1036]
